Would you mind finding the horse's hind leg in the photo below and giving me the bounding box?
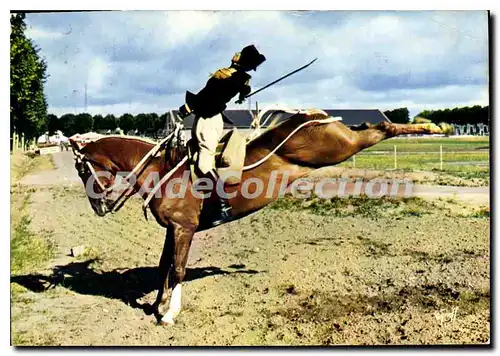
[159,222,197,325]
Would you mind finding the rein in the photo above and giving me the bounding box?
[242,115,341,171]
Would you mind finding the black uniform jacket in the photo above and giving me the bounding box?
[186,66,251,120]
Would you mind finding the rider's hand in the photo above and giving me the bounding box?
[235,97,246,104]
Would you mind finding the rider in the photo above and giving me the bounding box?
[178,44,266,225]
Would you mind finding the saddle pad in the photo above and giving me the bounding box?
[216,128,246,185]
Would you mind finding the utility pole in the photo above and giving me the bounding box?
[72,89,78,114]
[84,84,88,112]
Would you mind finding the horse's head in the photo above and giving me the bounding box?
[69,137,122,217]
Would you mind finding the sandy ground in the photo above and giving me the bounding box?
[10,152,490,346]
[19,151,80,186]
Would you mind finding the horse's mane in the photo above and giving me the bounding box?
[93,134,158,145]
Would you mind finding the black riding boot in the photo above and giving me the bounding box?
[207,170,233,226]
[212,196,232,227]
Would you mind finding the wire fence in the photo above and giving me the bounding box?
[347,144,490,172]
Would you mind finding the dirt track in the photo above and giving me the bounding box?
[10,152,490,346]
[19,151,80,186]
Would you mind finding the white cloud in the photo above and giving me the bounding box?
[163,11,221,45]
[86,57,113,95]
[25,27,64,40]
[24,11,489,117]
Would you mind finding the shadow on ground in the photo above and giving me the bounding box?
[11,260,259,315]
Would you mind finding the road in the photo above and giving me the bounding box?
[20,151,80,186]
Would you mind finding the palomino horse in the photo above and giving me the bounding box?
[69,110,451,325]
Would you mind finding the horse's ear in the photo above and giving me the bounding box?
[69,137,82,152]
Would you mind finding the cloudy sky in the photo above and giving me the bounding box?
[24,10,489,118]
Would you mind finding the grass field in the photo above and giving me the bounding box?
[362,136,490,153]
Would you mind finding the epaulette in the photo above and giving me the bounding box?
[211,67,237,79]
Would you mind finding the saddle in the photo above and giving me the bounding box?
[187,128,247,185]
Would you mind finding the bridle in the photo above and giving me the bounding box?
[71,124,183,214]
[73,151,115,194]
[72,148,126,212]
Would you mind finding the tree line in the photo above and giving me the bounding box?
[10,13,48,144]
[416,105,489,126]
[384,105,489,125]
[47,113,170,137]
[37,104,493,139]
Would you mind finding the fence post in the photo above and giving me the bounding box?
[394,145,397,170]
[13,132,18,152]
[440,145,443,170]
[21,134,25,152]
[353,154,356,168]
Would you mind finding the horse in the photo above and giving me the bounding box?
[68,110,451,325]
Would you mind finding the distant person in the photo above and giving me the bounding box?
[177,44,266,225]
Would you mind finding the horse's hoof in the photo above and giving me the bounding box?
[439,122,454,135]
[158,315,175,326]
[157,320,174,326]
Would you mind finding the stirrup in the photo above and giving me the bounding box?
[212,201,233,227]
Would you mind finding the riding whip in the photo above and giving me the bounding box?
[244,58,318,99]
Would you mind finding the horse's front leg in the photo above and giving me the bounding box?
[152,227,175,320]
[158,221,197,325]
[149,172,201,325]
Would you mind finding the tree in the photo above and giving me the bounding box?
[92,114,104,131]
[46,114,58,134]
[383,108,410,124]
[74,113,94,134]
[156,113,169,133]
[148,113,160,135]
[134,113,162,135]
[118,113,135,133]
[10,13,48,142]
[59,114,76,135]
[134,113,150,134]
[101,114,118,131]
